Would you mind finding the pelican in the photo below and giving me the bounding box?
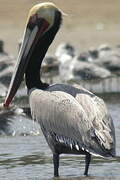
[3,2,116,177]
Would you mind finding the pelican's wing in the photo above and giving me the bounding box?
[29,86,115,157]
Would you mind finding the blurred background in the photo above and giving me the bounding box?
[0,1,120,180]
[1,0,120,55]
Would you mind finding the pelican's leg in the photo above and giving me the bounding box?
[53,153,59,177]
[84,153,91,176]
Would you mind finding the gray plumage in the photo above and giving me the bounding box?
[29,83,116,157]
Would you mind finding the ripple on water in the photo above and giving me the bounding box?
[0,100,120,180]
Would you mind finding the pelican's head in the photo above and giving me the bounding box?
[4,2,62,107]
[28,2,59,28]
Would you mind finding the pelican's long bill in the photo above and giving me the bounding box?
[4,2,60,107]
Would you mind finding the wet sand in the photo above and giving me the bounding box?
[0,0,120,56]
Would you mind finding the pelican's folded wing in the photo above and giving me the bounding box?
[29,88,115,157]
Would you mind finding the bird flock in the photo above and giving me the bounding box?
[0,40,120,89]
[0,41,120,96]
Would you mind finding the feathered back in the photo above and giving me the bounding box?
[29,83,116,157]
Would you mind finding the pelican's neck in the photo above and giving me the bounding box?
[25,11,62,90]
[25,45,49,90]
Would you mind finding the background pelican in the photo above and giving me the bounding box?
[3,2,116,177]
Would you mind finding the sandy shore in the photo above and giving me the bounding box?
[0,0,120,56]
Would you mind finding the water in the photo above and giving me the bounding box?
[0,96,120,180]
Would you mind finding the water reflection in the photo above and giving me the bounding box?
[0,152,119,168]
[46,177,120,180]
[0,144,120,179]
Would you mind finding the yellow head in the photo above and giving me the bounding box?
[27,2,60,28]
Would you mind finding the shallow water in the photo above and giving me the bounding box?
[0,98,120,180]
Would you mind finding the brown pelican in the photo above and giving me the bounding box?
[89,44,120,72]
[68,58,111,81]
[55,43,76,82]
[97,46,120,71]
[3,2,116,177]
[55,43,75,62]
